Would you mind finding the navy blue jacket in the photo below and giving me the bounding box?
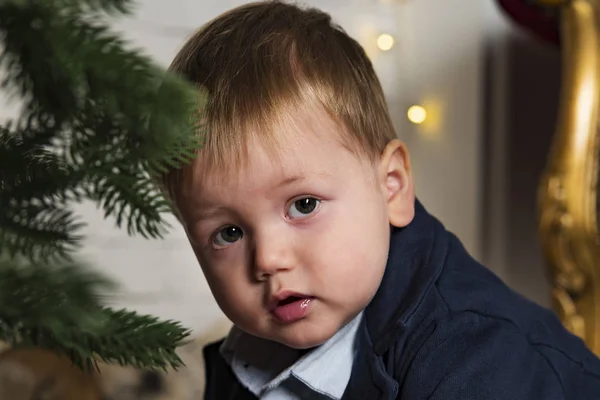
[203,201,600,399]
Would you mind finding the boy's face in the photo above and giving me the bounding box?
[179,108,414,349]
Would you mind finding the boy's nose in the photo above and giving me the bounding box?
[252,233,295,281]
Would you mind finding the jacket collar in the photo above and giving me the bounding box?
[342,199,450,400]
[366,199,448,354]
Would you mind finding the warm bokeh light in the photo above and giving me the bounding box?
[407,105,427,124]
[376,34,395,51]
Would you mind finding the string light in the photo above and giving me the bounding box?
[407,105,427,124]
[376,34,395,51]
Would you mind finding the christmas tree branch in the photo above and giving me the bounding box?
[0,258,190,371]
[0,0,203,371]
[0,0,202,238]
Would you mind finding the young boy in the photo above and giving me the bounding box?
[161,1,600,399]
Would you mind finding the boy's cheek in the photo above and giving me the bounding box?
[193,245,246,281]
[195,258,234,294]
[188,240,222,277]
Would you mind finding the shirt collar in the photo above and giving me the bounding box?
[220,312,364,399]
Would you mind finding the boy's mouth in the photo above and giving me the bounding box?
[278,295,303,306]
[269,290,309,307]
[269,291,314,323]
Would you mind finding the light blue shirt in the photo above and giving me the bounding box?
[220,312,363,399]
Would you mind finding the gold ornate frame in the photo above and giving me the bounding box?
[538,0,600,356]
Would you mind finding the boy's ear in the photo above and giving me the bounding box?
[378,139,415,228]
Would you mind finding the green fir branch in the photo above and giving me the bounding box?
[0,258,115,327]
[0,205,84,261]
[0,259,189,371]
[89,308,190,370]
[0,0,203,242]
[0,0,202,371]
[87,168,172,239]
[0,125,84,203]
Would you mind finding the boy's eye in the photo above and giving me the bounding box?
[213,225,243,247]
[288,197,321,218]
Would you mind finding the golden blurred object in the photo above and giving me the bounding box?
[538,0,600,356]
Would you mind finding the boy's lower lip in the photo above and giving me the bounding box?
[271,297,314,323]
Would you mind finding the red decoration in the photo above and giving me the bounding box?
[496,0,560,45]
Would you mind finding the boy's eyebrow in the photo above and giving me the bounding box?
[189,205,228,222]
[276,172,332,188]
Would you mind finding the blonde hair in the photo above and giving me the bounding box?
[163,0,397,201]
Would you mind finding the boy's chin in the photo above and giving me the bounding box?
[281,337,327,350]
[271,324,340,350]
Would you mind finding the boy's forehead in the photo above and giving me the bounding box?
[198,105,347,172]
[197,127,335,189]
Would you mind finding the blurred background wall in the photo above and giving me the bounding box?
[0,0,561,336]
